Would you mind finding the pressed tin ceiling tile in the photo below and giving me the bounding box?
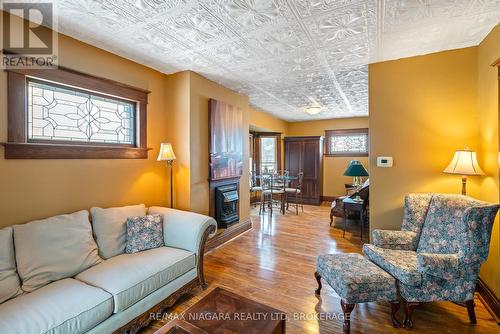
[53,0,500,121]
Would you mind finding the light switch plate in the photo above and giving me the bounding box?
[377,156,393,167]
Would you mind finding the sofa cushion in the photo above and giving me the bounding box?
[14,210,102,292]
[91,204,146,259]
[125,214,164,254]
[0,278,113,334]
[76,246,196,313]
[363,244,422,286]
[0,227,23,303]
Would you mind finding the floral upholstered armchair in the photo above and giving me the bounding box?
[363,193,499,329]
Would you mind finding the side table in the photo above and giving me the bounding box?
[342,197,366,242]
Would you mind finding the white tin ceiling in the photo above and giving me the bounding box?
[55,0,500,121]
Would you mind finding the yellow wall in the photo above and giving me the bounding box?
[249,108,288,134]
[249,109,370,198]
[477,24,500,297]
[189,72,250,221]
[287,117,369,197]
[370,30,500,297]
[0,12,252,227]
[164,71,191,210]
[0,33,170,228]
[369,47,480,233]
[249,107,288,169]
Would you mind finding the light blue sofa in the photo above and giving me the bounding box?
[0,206,216,334]
[364,193,499,329]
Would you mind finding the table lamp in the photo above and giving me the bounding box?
[157,143,176,208]
[443,149,484,195]
[344,160,369,187]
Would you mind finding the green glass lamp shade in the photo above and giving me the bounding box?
[344,161,369,177]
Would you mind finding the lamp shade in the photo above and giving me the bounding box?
[157,143,176,161]
[344,160,369,177]
[444,150,484,176]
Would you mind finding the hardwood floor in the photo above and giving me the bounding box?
[143,204,498,334]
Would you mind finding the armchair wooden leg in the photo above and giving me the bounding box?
[314,271,322,296]
[403,300,419,330]
[390,301,401,328]
[466,299,477,324]
[340,300,355,334]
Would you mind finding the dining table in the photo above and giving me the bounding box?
[255,173,298,215]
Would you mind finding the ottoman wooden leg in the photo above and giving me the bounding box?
[340,300,355,334]
[314,271,322,296]
[403,300,419,330]
[390,301,401,328]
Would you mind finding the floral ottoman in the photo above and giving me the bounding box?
[315,253,400,334]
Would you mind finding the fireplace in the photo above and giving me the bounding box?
[214,182,239,228]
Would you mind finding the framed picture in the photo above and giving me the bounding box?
[209,99,243,180]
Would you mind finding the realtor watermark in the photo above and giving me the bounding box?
[150,311,346,322]
[1,0,58,69]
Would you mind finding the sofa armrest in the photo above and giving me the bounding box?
[371,230,417,250]
[148,207,217,255]
[417,253,461,279]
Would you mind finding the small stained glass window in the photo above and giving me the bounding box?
[27,79,136,145]
[325,128,368,156]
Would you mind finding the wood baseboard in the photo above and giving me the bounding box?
[287,198,322,205]
[321,196,338,202]
[476,277,500,324]
[205,218,252,251]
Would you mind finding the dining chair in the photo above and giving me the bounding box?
[249,171,262,208]
[272,170,288,191]
[285,172,304,215]
[259,174,285,216]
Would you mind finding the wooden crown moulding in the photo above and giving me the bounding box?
[4,66,151,159]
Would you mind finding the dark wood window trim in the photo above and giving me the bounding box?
[2,66,151,159]
[250,132,282,174]
[325,128,369,157]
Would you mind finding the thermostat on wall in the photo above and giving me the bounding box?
[377,156,393,167]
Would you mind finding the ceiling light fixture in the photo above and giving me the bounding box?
[305,105,321,115]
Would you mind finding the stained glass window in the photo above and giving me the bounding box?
[325,129,368,156]
[27,79,135,145]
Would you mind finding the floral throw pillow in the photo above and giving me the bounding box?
[125,214,164,254]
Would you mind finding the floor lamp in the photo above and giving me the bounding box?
[157,143,176,208]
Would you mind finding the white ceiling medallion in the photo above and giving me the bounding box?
[54,0,500,121]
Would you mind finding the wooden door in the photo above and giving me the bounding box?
[284,140,302,176]
[284,136,323,205]
[301,140,320,202]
